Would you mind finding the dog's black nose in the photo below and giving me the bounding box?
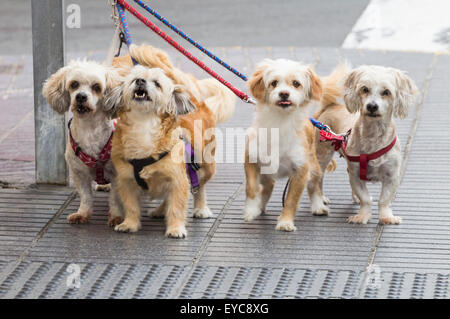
[135,78,146,86]
[279,92,290,100]
[75,92,87,103]
[367,102,378,113]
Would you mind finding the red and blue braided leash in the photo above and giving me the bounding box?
[132,0,248,81]
[115,0,256,104]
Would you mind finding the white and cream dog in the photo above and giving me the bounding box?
[243,59,337,231]
[312,65,419,224]
[42,60,124,226]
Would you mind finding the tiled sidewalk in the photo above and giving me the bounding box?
[0,47,449,298]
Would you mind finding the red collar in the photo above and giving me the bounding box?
[68,119,114,185]
[319,129,397,181]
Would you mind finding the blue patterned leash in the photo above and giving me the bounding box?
[132,0,248,81]
[115,3,138,65]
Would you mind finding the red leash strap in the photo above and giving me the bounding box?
[116,0,256,104]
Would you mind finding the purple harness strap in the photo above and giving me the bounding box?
[183,136,200,193]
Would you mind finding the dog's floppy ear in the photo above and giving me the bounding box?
[343,68,363,114]
[248,59,272,102]
[167,85,196,116]
[307,67,322,101]
[393,69,419,119]
[102,69,123,118]
[104,84,123,116]
[42,65,71,114]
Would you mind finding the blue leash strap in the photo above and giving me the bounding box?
[116,3,138,65]
[310,117,330,132]
[132,0,248,81]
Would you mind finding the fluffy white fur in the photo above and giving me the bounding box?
[42,60,123,225]
[313,64,419,224]
[243,59,327,231]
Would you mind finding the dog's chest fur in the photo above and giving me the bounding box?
[252,106,307,179]
[121,115,164,159]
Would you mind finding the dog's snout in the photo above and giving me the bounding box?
[279,91,290,100]
[135,78,146,86]
[367,102,378,113]
[75,92,87,104]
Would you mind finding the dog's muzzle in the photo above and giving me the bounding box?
[276,92,292,108]
[133,78,151,102]
[75,93,91,114]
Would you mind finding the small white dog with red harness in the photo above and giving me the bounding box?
[312,64,419,224]
[42,60,124,226]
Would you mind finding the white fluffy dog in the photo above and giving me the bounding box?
[42,60,124,226]
[313,65,419,224]
[243,59,336,231]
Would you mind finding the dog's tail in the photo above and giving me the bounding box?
[316,62,351,118]
[198,78,236,124]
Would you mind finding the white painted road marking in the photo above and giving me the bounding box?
[342,0,450,53]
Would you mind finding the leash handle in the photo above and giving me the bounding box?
[115,0,255,105]
[132,0,248,81]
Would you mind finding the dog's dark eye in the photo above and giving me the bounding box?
[153,80,161,89]
[92,83,101,93]
[293,80,301,88]
[70,81,79,90]
[381,89,391,97]
[361,86,370,94]
[271,80,278,88]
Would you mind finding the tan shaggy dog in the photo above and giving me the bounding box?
[243,59,337,232]
[106,65,232,238]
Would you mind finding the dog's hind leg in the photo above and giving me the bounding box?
[308,142,335,215]
[243,160,262,222]
[260,175,275,214]
[107,178,124,227]
[148,199,168,218]
[193,162,215,219]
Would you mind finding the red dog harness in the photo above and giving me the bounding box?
[317,125,397,181]
[68,119,114,185]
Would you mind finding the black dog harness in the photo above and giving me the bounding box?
[128,136,200,192]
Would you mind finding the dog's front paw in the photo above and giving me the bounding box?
[114,220,141,233]
[107,214,124,227]
[67,212,91,224]
[379,215,402,225]
[243,197,262,221]
[193,207,213,219]
[347,214,371,224]
[165,225,187,238]
[275,220,297,232]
